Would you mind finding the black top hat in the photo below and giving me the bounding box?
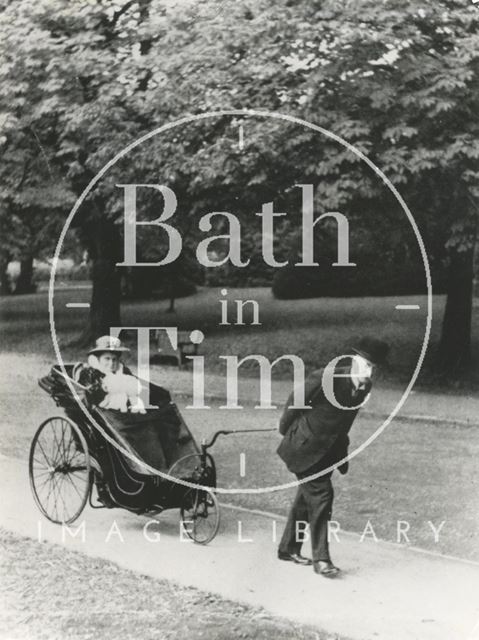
[352,337,389,366]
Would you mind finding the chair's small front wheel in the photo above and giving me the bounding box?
[180,488,220,544]
[29,416,91,525]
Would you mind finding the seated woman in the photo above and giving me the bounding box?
[77,335,171,412]
[78,336,145,413]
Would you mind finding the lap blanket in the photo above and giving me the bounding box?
[97,404,199,475]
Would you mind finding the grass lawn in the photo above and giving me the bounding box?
[0,529,327,640]
[3,285,479,387]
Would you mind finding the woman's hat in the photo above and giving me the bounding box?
[351,337,389,366]
[88,335,129,356]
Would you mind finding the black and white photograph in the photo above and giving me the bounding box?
[1,1,479,639]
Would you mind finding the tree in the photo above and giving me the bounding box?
[2,0,477,374]
[0,0,158,336]
[0,0,297,332]
[0,115,74,294]
[290,0,479,375]
[151,0,478,374]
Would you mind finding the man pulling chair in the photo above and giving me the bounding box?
[276,337,389,577]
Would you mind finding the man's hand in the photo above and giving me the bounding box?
[338,460,349,475]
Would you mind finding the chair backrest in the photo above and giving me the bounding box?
[72,362,85,382]
[39,365,85,412]
[52,363,77,379]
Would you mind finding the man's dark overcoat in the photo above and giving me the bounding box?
[277,362,371,474]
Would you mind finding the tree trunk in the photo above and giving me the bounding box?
[438,246,474,375]
[0,252,11,295]
[166,272,177,313]
[167,295,176,313]
[80,219,122,343]
[14,254,35,294]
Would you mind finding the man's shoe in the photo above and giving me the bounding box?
[278,551,313,566]
[313,561,340,577]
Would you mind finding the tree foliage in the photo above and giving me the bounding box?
[0,0,477,371]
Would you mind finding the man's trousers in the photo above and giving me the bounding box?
[278,473,334,563]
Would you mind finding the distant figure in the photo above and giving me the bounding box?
[276,337,389,577]
[78,335,145,413]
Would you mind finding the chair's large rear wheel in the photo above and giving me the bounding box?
[29,416,91,525]
[180,488,220,544]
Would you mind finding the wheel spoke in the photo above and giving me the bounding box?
[36,437,53,467]
[57,419,68,466]
[53,419,66,467]
[69,449,86,466]
[63,422,71,455]
[65,472,84,502]
[56,476,70,520]
[36,473,53,493]
[43,469,57,504]
[49,473,61,521]
[69,471,88,482]
[60,421,68,463]
[50,421,63,468]
[33,465,51,476]
[65,431,75,464]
